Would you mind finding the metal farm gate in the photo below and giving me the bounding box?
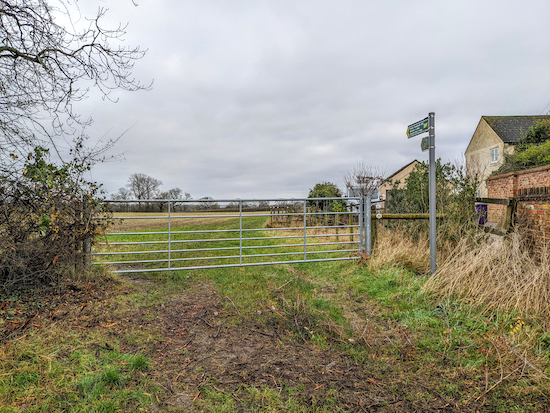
[92,197,372,274]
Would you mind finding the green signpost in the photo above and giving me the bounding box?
[406,117,429,138]
[407,113,436,275]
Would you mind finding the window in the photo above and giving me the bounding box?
[490,147,499,164]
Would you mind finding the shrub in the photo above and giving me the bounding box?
[385,159,481,249]
[307,181,344,212]
[0,147,108,289]
[498,118,550,174]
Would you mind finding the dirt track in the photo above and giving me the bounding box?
[118,281,490,412]
[1,277,531,412]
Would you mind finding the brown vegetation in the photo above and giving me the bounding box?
[370,225,430,272]
[425,229,550,318]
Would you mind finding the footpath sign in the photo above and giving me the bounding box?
[407,117,429,138]
[407,113,436,275]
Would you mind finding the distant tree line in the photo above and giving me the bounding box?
[108,174,275,212]
[109,173,191,212]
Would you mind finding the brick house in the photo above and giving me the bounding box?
[465,115,549,197]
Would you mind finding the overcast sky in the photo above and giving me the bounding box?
[72,0,550,200]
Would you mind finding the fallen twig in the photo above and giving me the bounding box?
[198,317,213,328]
[224,296,240,316]
[276,277,295,292]
[250,329,274,338]
[474,365,523,401]
[213,319,226,338]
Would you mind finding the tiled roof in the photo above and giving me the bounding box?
[483,115,550,144]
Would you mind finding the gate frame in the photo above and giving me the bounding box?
[92,197,370,273]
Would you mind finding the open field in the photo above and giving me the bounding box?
[105,211,267,233]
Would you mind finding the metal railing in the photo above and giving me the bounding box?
[92,197,368,273]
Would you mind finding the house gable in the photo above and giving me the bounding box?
[465,118,503,154]
[380,160,420,195]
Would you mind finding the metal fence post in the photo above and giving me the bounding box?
[366,196,372,256]
[239,200,243,265]
[359,197,364,254]
[303,200,307,261]
[168,200,172,269]
[428,112,437,275]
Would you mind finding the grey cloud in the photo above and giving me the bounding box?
[72,0,550,199]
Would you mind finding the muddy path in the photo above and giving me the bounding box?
[0,276,504,412]
[118,281,486,412]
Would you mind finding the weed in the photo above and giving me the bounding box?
[128,354,150,371]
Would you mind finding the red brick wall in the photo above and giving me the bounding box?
[517,165,550,189]
[516,199,550,252]
[487,165,550,249]
[486,172,516,226]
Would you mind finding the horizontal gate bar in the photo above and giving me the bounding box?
[95,247,361,267]
[94,197,365,272]
[108,257,360,274]
[96,232,360,247]
[93,239,359,256]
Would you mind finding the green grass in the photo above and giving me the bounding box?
[3,216,549,412]
[0,335,155,412]
[189,259,548,411]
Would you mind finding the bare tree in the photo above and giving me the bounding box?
[198,196,219,210]
[159,188,183,200]
[342,162,386,197]
[127,173,162,200]
[158,187,185,211]
[111,187,132,201]
[0,0,149,159]
[0,1,149,287]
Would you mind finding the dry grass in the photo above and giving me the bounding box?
[370,225,430,272]
[425,229,550,318]
[105,212,238,232]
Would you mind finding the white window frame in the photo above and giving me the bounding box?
[490,147,499,164]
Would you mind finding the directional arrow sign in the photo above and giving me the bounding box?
[407,117,429,138]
